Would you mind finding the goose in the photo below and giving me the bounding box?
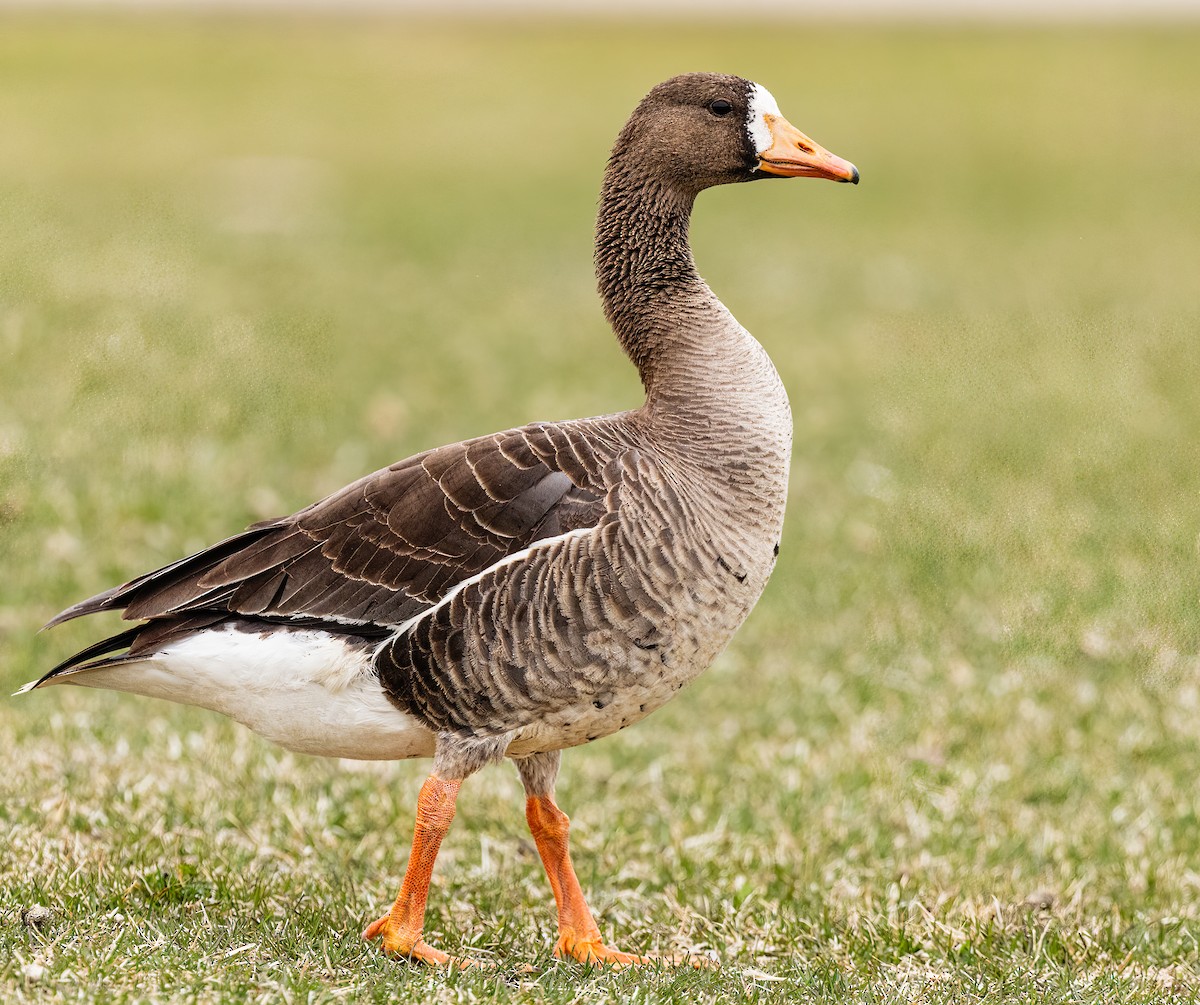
[21,72,857,969]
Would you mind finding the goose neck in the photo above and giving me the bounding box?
[594,173,718,394]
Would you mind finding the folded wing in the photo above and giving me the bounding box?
[43,421,621,674]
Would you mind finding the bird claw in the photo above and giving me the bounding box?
[554,934,716,969]
[362,915,492,970]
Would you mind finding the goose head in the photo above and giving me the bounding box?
[610,72,858,196]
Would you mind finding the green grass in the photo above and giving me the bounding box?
[3,12,1200,1003]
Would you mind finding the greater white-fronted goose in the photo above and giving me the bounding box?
[23,72,857,969]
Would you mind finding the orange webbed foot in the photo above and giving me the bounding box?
[363,915,491,970]
[554,933,716,969]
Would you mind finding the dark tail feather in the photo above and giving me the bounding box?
[41,525,279,631]
[16,625,143,693]
[42,585,126,631]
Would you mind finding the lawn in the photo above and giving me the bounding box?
[2,12,1200,1004]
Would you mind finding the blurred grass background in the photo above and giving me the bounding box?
[2,11,1200,1003]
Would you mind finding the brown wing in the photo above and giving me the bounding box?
[46,421,619,633]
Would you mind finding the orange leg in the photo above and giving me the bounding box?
[525,793,711,968]
[363,774,483,969]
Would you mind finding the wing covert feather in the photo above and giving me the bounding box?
[54,422,624,631]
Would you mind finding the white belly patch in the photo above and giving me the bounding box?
[62,624,435,761]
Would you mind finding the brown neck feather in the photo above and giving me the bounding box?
[594,164,715,395]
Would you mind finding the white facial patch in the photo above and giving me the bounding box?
[747,82,783,156]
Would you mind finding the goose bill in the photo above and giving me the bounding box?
[756,114,859,184]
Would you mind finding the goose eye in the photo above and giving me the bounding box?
[708,99,733,117]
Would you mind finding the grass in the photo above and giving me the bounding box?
[2,11,1200,1003]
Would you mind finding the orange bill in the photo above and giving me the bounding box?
[757,114,859,184]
